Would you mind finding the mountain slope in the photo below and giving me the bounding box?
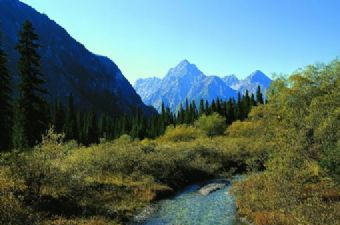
[222,74,239,87]
[134,77,162,101]
[134,60,237,112]
[0,0,155,116]
[227,70,271,94]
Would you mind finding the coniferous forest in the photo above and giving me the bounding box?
[1,15,340,225]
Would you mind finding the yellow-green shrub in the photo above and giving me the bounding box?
[195,113,226,137]
[158,124,204,142]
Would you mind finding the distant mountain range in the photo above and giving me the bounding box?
[223,70,272,94]
[0,0,155,116]
[135,60,272,112]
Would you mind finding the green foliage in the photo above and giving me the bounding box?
[117,134,133,143]
[10,129,71,197]
[0,166,39,225]
[195,113,226,137]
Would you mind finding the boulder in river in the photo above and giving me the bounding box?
[198,182,227,196]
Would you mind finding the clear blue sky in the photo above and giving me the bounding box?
[21,0,340,83]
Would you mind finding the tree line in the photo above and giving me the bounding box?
[46,86,264,144]
[0,20,265,151]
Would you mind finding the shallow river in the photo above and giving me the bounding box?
[139,178,239,225]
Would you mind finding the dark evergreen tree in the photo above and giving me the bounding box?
[191,100,198,122]
[244,90,251,118]
[0,38,12,150]
[53,100,65,133]
[204,100,209,115]
[130,108,146,139]
[160,101,167,131]
[211,100,217,113]
[184,98,190,123]
[161,102,165,117]
[13,21,48,148]
[216,98,222,114]
[65,94,78,141]
[226,98,235,125]
[87,111,99,144]
[120,116,128,136]
[236,93,242,120]
[256,85,264,104]
[165,107,172,124]
[251,93,256,106]
[178,103,185,124]
[77,111,85,143]
[101,114,115,140]
[199,98,205,115]
[106,116,115,139]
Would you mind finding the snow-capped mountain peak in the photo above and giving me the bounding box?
[245,70,271,86]
[165,59,203,80]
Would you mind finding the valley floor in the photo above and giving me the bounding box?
[2,60,340,225]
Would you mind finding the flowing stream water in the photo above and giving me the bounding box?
[138,178,240,225]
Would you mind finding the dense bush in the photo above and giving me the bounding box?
[158,124,204,142]
[0,167,38,225]
[195,113,226,137]
[231,60,340,225]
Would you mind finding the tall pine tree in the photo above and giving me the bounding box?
[251,93,256,106]
[0,37,12,150]
[13,21,48,148]
[53,100,65,133]
[256,85,264,104]
[65,93,78,141]
[199,98,205,115]
[87,111,99,144]
[236,93,243,120]
[184,98,190,123]
[226,98,235,125]
[205,100,210,115]
[243,90,251,117]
